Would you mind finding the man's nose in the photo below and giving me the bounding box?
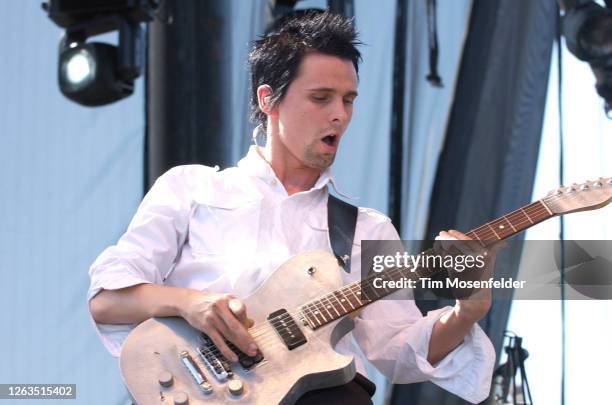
[330,98,350,125]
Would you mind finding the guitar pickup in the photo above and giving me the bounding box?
[267,309,307,350]
[226,340,264,370]
[200,333,264,372]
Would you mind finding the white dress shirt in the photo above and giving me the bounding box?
[88,146,495,403]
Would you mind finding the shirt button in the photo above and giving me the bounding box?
[270,179,277,185]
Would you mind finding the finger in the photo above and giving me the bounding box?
[217,303,258,356]
[446,230,471,241]
[229,298,248,325]
[229,298,255,328]
[436,231,467,253]
[434,232,454,253]
[446,230,487,256]
[206,328,239,363]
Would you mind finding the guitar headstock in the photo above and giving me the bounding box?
[542,177,612,215]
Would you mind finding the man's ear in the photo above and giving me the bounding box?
[257,84,274,114]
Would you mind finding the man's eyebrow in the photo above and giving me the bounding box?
[307,87,358,97]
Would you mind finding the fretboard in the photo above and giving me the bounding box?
[300,200,553,329]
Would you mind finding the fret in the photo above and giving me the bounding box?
[467,228,488,242]
[502,215,517,232]
[363,278,382,300]
[389,266,406,282]
[312,303,329,323]
[330,293,346,318]
[328,291,346,319]
[488,218,514,239]
[304,306,322,327]
[377,272,391,294]
[485,223,501,240]
[338,288,355,314]
[342,287,361,309]
[299,309,316,329]
[506,210,531,230]
[348,285,361,309]
[541,199,553,215]
[319,295,335,319]
[519,207,534,224]
[332,291,349,314]
[527,201,550,223]
[340,290,356,310]
[353,285,371,303]
[397,264,412,278]
[334,290,354,312]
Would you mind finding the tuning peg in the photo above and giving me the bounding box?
[594,179,603,188]
[580,184,589,191]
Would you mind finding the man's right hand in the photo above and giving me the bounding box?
[179,291,258,362]
[89,284,258,363]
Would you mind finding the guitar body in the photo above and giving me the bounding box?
[120,251,357,405]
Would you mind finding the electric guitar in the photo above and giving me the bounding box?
[120,178,612,404]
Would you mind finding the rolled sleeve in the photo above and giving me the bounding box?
[87,165,213,356]
[351,209,495,403]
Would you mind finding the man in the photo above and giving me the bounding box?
[89,11,495,403]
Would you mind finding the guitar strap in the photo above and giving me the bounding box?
[327,194,358,273]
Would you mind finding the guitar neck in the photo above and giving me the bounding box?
[300,199,554,330]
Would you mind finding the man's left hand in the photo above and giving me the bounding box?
[434,229,504,323]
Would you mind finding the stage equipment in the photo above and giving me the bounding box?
[490,332,532,405]
[42,0,160,106]
[561,0,612,116]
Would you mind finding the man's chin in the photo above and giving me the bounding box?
[303,147,336,170]
[312,153,336,170]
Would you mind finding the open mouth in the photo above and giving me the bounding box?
[321,134,337,146]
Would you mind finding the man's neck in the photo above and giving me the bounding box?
[257,145,321,196]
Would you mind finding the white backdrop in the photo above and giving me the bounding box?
[0,2,144,404]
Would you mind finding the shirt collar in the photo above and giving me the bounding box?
[237,145,350,197]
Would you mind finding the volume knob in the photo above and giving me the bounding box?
[173,391,189,405]
[158,370,174,387]
[228,379,244,396]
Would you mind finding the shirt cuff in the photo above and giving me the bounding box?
[402,306,496,403]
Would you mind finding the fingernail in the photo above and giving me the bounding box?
[230,353,238,362]
[249,343,258,355]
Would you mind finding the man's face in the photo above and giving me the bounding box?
[271,52,358,171]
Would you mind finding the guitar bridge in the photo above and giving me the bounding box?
[197,345,232,382]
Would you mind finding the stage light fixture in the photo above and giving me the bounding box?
[42,0,160,107]
[58,41,133,106]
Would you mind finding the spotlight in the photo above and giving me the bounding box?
[59,42,133,106]
[42,0,159,107]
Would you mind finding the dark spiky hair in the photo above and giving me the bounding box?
[248,10,362,130]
